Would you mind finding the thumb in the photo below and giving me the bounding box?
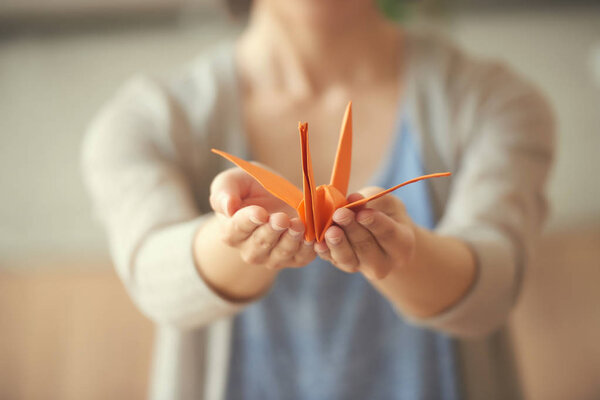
[209,168,248,217]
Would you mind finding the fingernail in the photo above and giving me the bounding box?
[327,235,342,245]
[333,209,352,226]
[249,215,263,225]
[270,220,287,231]
[304,240,314,246]
[288,228,303,238]
[315,244,328,253]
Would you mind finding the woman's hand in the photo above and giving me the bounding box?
[209,167,316,270]
[314,187,417,280]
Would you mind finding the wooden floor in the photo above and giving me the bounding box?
[510,227,600,400]
[0,261,153,400]
[1,227,599,400]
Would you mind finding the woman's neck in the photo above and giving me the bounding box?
[237,1,402,99]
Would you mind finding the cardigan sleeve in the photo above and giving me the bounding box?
[406,43,556,337]
[82,75,246,330]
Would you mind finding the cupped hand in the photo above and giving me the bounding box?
[314,187,417,280]
[209,167,316,270]
[210,166,295,217]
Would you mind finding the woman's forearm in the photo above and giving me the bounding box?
[193,214,279,302]
[368,227,477,318]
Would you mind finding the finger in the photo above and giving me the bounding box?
[356,188,404,219]
[314,240,334,265]
[292,239,317,267]
[241,212,289,266]
[332,208,386,266]
[346,192,364,203]
[324,225,359,273]
[210,168,252,216]
[223,205,269,246]
[356,209,415,263]
[269,218,304,266]
[288,217,306,238]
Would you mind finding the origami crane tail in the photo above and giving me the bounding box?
[329,101,352,197]
[210,149,303,210]
[298,122,319,242]
[344,172,452,209]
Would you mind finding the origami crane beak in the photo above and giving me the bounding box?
[211,102,450,242]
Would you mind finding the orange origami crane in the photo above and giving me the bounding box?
[212,102,450,242]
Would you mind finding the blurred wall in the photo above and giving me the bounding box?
[446,8,600,230]
[0,15,240,260]
[1,7,598,260]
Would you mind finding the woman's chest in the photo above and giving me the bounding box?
[242,94,401,193]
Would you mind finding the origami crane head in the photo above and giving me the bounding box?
[212,102,450,242]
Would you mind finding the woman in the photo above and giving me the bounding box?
[83,0,555,399]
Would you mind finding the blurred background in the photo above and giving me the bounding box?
[1,0,599,399]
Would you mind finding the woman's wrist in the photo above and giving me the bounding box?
[369,226,476,318]
[193,214,279,302]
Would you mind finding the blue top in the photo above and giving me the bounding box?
[226,116,461,400]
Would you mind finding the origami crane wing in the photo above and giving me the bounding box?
[344,172,451,209]
[330,102,352,197]
[210,149,303,209]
